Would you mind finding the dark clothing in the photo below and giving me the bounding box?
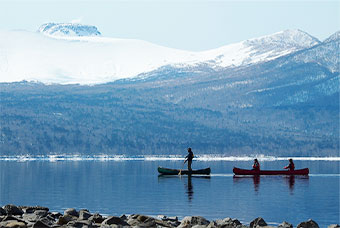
[284,162,295,171]
[187,160,192,171]
[185,151,194,162]
[185,151,194,171]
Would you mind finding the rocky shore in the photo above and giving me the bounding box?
[0,204,339,228]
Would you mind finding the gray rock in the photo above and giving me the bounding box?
[328,225,340,228]
[102,216,129,226]
[22,211,52,223]
[0,220,27,228]
[57,214,77,225]
[250,218,267,228]
[50,212,62,220]
[3,204,24,216]
[100,225,129,228]
[79,210,92,220]
[206,221,218,228]
[39,216,56,226]
[67,219,93,228]
[64,208,79,217]
[159,215,179,227]
[0,207,6,216]
[297,219,319,228]
[215,217,243,228]
[20,206,49,214]
[89,213,105,224]
[2,215,26,223]
[154,218,173,228]
[32,220,51,228]
[34,210,49,218]
[178,216,210,228]
[127,214,156,227]
[278,221,293,228]
[23,213,40,222]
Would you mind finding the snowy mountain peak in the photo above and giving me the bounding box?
[0,27,335,85]
[202,29,320,68]
[245,29,320,49]
[38,23,101,37]
[324,31,340,43]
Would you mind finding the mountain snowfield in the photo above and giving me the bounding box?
[0,23,323,84]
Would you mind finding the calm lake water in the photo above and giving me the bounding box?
[0,157,339,227]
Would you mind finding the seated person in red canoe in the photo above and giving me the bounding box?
[252,158,260,171]
[284,158,295,171]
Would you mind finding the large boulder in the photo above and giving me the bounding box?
[89,213,105,224]
[127,214,157,227]
[64,208,79,217]
[278,221,293,228]
[159,215,180,227]
[57,214,77,225]
[215,217,242,227]
[3,205,24,216]
[20,206,49,214]
[1,221,27,228]
[32,220,51,228]
[250,217,267,228]
[0,207,6,216]
[102,216,129,226]
[67,219,93,228]
[22,210,51,223]
[2,215,26,223]
[297,219,319,228]
[178,216,210,228]
[79,209,92,220]
[50,212,62,220]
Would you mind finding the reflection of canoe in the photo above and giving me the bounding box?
[158,167,211,175]
[233,167,309,175]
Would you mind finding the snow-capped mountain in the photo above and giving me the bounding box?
[38,23,101,37]
[0,24,323,84]
[202,29,320,68]
[324,30,340,43]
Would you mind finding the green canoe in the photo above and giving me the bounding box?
[158,167,211,175]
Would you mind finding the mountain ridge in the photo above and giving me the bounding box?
[0,24,330,85]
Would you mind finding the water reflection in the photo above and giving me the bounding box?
[158,175,210,202]
[233,175,309,193]
[186,175,194,202]
[253,175,260,192]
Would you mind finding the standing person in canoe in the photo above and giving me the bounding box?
[284,159,295,171]
[252,158,260,171]
[184,147,194,172]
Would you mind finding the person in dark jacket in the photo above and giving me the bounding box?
[252,158,260,171]
[184,148,194,171]
[284,159,295,171]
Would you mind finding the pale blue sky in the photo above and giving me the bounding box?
[0,0,339,51]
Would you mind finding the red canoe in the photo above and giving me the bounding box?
[233,167,309,176]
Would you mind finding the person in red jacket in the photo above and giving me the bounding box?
[252,158,260,171]
[284,159,295,171]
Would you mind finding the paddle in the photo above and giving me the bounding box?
[178,161,185,176]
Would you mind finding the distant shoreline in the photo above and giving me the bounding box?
[1,154,340,162]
